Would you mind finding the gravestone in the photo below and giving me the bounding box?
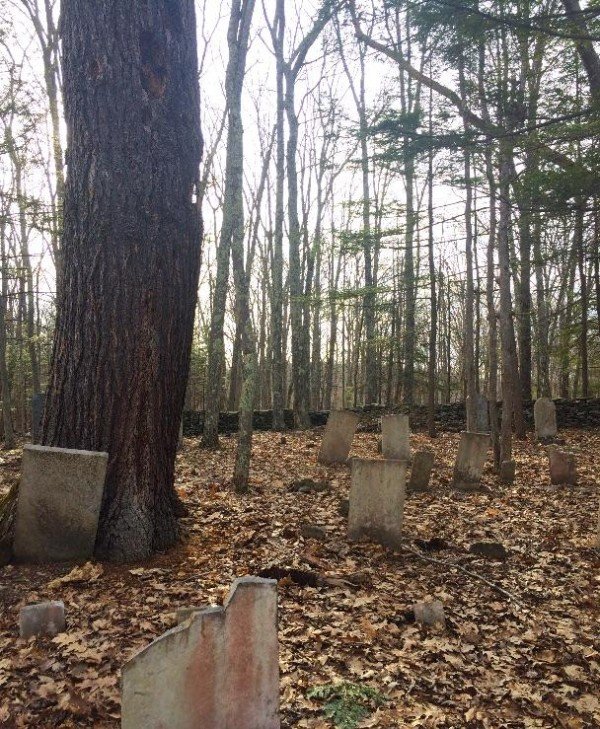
[31,393,45,444]
[348,458,406,549]
[548,447,577,485]
[408,450,434,492]
[452,432,489,491]
[122,576,279,729]
[20,601,65,639]
[381,414,410,461]
[467,393,489,433]
[317,410,359,464]
[534,397,557,440]
[500,459,516,484]
[13,445,108,563]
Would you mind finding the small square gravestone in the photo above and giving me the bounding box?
[381,414,410,461]
[534,397,557,440]
[348,458,406,549]
[548,447,577,485]
[121,576,280,729]
[408,450,434,492]
[13,445,108,563]
[452,432,489,491]
[317,410,359,464]
[31,393,46,444]
[467,393,489,433]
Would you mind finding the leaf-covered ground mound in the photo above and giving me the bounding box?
[0,428,599,727]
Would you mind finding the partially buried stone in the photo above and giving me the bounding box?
[469,541,508,560]
[20,601,65,639]
[288,478,329,494]
[413,600,445,628]
[300,524,328,541]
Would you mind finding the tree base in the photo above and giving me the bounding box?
[0,481,18,565]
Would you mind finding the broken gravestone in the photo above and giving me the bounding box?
[19,601,65,639]
[348,458,406,549]
[548,447,577,485]
[408,450,434,492]
[13,445,108,563]
[317,410,359,464]
[121,576,280,729]
[381,414,410,461]
[534,397,557,440]
[467,392,489,433]
[31,393,45,444]
[452,432,489,491]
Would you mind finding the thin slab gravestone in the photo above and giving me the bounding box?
[467,393,489,433]
[317,410,359,464]
[534,397,557,440]
[408,450,434,492]
[452,432,489,491]
[31,393,45,444]
[13,445,108,563]
[121,576,280,729]
[348,458,406,549]
[381,414,410,461]
[548,447,577,485]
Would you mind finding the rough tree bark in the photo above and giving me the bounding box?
[42,0,202,562]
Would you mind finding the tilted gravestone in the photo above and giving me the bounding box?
[13,445,108,563]
[548,447,577,485]
[452,432,489,491]
[317,410,359,464]
[408,450,434,492]
[121,576,280,729]
[31,393,46,444]
[467,393,489,433]
[534,397,557,440]
[381,414,410,461]
[348,458,406,549]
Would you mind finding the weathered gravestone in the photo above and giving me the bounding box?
[467,392,489,433]
[348,458,406,549]
[121,576,280,729]
[13,445,108,563]
[534,397,557,440]
[31,393,45,444]
[500,459,516,484]
[452,432,489,491]
[548,447,577,485]
[381,414,410,461]
[19,601,65,639]
[317,410,359,464]
[408,450,434,492]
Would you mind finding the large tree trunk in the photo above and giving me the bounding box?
[43,0,202,562]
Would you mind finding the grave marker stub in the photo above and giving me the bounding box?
[408,450,434,492]
[317,410,359,464]
[381,414,410,461]
[13,445,108,563]
[348,458,406,549]
[534,397,557,439]
[452,432,489,491]
[121,576,280,729]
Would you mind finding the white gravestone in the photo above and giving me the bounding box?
[317,410,359,464]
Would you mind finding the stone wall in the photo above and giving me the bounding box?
[182,398,600,436]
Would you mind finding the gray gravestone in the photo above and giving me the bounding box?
[548,447,577,485]
[467,393,489,433]
[408,450,434,492]
[19,601,65,639]
[122,576,280,729]
[381,414,410,461]
[13,445,108,563]
[31,393,45,444]
[534,397,557,440]
[452,432,489,491]
[348,458,406,549]
[500,459,516,484]
[317,410,359,464]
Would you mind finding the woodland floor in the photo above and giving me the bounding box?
[0,428,599,728]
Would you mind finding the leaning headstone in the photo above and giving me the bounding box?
[122,576,279,729]
[348,458,406,549]
[548,447,577,485]
[534,397,557,440]
[317,410,359,464]
[408,450,434,492]
[467,393,489,433]
[19,601,65,639]
[13,445,108,563]
[381,414,410,461]
[452,432,489,491]
[31,393,45,444]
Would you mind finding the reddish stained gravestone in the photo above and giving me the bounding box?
[121,576,279,729]
[548,447,577,485]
